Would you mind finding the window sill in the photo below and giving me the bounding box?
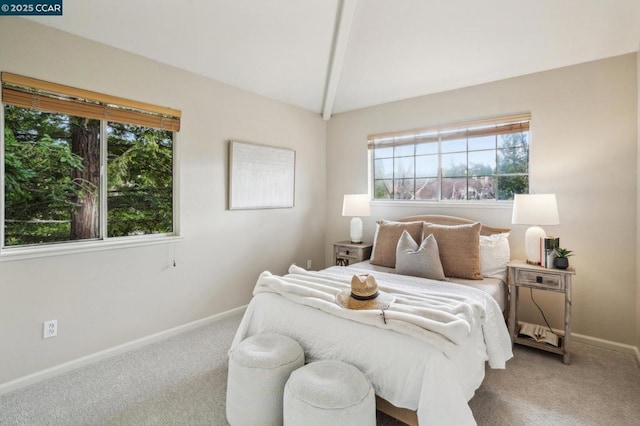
[370,200,514,210]
[0,234,182,262]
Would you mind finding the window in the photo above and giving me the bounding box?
[1,73,180,249]
[369,115,529,201]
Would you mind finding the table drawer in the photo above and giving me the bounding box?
[335,249,359,259]
[516,269,564,290]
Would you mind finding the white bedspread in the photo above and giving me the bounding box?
[231,265,513,425]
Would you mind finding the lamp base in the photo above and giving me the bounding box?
[525,225,546,265]
[350,217,363,243]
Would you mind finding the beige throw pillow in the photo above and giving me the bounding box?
[396,231,446,280]
[370,220,424,268]
[423,222,482,280]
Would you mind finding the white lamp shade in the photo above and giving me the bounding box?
[342,194,371,217]
[511,194,559,225]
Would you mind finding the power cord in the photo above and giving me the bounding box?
[529,288,558,336]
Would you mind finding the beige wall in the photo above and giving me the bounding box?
[327,54,638,346]
[0,19,327,384]
[637,49,640,353]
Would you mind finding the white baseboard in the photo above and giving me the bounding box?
[520,322,640,365]
[571,332,640,365]
[0,305,247,396]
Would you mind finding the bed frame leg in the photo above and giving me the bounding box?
[376,396,418,426]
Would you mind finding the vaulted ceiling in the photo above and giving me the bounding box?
[28,0,640,119]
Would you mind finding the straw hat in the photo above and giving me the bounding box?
[336,274,395,310]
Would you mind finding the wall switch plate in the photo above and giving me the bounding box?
[43,319,58,339]
[306,259,312,269]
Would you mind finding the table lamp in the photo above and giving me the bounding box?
[342,194,371,243]
[511,194,559,265]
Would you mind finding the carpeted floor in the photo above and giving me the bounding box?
[1,311,639,425]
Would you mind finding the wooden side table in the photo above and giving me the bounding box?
[333,241,373,266]
[507,261,576,364]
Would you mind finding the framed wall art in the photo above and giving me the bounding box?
[229,140,295,209]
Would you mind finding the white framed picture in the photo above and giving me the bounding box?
[229,140,295,209]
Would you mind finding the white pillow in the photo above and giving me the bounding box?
[480,232,510,280]
[395,230,446,281]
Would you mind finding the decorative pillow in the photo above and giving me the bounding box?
[422,222,482,280]
[395,231,446,280]
[370,220,424,268]
[480,232,511,281]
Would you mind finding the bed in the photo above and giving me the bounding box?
[230,215,513,425]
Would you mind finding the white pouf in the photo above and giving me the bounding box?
[283,360,376,426]
[227,333,305,426]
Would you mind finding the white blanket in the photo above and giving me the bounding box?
[232,265,513,426]
[256,265,483,358]
[319,265,512,369]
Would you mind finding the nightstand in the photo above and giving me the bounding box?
[507,261,576,364]
[333,241,373,266]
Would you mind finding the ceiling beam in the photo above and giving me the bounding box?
[322,0,357,120]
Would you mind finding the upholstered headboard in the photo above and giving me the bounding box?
[397,214,510,236]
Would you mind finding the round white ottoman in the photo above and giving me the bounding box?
[283,360,376,426]
[227,333,305,426]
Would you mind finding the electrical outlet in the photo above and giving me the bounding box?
[43,319,57,339]
[306,259,312,269]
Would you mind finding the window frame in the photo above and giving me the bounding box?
[0,74,181,260]
[368,114,530,204]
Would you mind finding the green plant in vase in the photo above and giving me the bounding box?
[554,247,574,269]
